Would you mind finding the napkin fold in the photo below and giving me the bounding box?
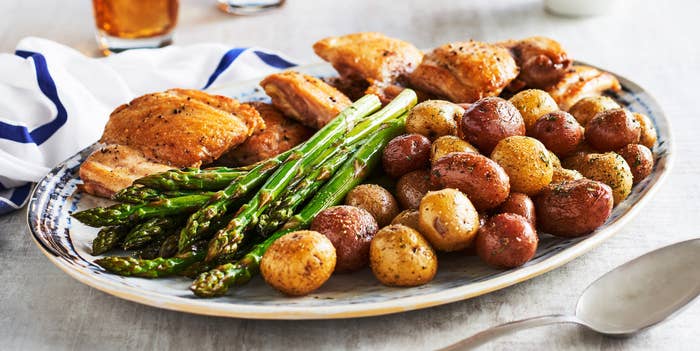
[0,37,298,215]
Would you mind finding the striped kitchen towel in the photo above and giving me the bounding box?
[0,37,298,215]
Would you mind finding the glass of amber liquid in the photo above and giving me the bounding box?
[92,0,179,55]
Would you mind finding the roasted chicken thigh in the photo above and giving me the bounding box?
[101,88,263,167]
[547,65,621,110]
[409,40,519,103]
[497,36,572,90]
[313,32,423,85]
[260,71,352,129]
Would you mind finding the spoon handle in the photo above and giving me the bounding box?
[438,314,583,350]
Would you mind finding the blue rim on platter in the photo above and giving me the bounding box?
[26,62,674,319]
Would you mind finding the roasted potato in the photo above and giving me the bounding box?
[430,152,510,210]
[616,144,654,184]
[530,111,583,157]
[568,96,620,126]
[585,108,641,152]
[460,97,526,154]
[430,135,479,164]
[418,189,480,251]
[571,152,633,204]
[391,209,420,231]
[260,230,336,296]
[476,213,538,268]
[549,150,561,168]
[395,170,431,210]
[382,133,432,178]
[369,224,437,287]
[310,206,379,272]
[406,100,464,139]
[345,184,400,227]
[535,179,614,237]
[490,136,554,196]
[551,167,584,183]
[494,192,536,225]
[633,112,658,149]
[508,89,559,131]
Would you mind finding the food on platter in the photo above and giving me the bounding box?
[216,102,312,166]
[313,32,423,101]
[535,179,614,237]
[260,230,336,296]
[260,71,351,129]
[395,170,431,210]
[369,224,437,287]
[616,144,654,184]
[405,100,463,139]
[546,65,622,110]
[345,184,401,227]
[496,36,572,90]
[475,213,538,268]
[409,41,519,102]
[430,152,511,210]
[508,89,560,131]
[79,144,174,198]
[460,97,526,154]
[71,32,658,298]
[584,108,642,152]
[568,95,621,126]
[418,189,480,251]
[310,206,378,273]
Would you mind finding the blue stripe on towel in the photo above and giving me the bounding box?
[0,183,31,214]
[202,47,248,89]
[1,50,68,145]
[253,50,296,69]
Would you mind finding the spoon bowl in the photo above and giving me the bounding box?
[440,238,700,350]
[576,238,700,336]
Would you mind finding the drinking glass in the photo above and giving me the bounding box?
[217,0,285,15]
[92,0,179,55]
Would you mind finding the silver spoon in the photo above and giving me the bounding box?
[440,238,700,350]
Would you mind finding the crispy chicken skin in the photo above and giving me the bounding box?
[497,36,572,90]
[260,71,352,129]
[79,144,173,198]
[217,102,313,166]
[100,89,263,167]
[313,32,423,84]
[547,65,622,110]
[409,41,519,103]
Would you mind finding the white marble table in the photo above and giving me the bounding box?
[1,0,698,350]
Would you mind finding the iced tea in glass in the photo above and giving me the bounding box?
[92,0,179,55]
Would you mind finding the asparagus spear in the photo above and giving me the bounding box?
[122,216,183,250]
[159,234,179,258]
[190,114,408,297]
[92,225,131,255]
[72,193,212,227]
[205,91,414,262]
[255,144,356,235]
[134,169,245,191]
[95,242,207,278]
[113,185,215,204]
[179,95,382,254]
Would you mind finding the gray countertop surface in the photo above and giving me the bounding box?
[1,0,699,350]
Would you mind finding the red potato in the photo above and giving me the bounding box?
[494,192,536,225]
[530,111,583,157]
[585,108,641,151]
[475,213,538,268]
[310,206,379,273]
[460,97,526,154]
[535,179,614,237]
[616,144,654,184]
[395,170,431,210]
[430,152,511,210]
[382,133,432,178]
